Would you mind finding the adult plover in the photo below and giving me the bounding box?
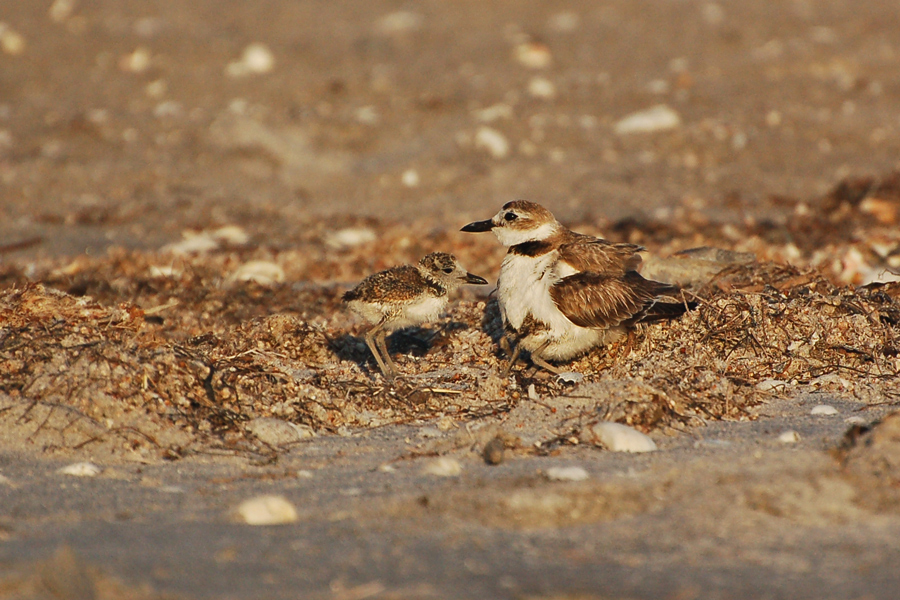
[343,252,488,379]
[461,200,692,374]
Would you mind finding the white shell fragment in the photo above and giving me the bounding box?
[0,23,26,56]
[246,417,313,446]
[513,41,552,69]
[545,466,589,482]
[325,227,376,249]
[557,372,584,384]
[613,105,682,135]
[231,260,285,285]
[226,43,275,77]
[778,430,801,443]
[58,462,102,477]
[237,495,298,525]
[527,77,557,99]
[589,422,658,453]
[756,378,788,391]
[375,11,423,35]
[422,457,462,477]
[474,127,510,159]
[811,404,839,416]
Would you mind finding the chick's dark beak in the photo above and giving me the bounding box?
[460,219,494,233]
[464,272,488,285]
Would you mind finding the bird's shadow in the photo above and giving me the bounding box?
[330,324,468,375]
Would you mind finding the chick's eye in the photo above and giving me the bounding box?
[504,212,518,222]
[442,267,454,274]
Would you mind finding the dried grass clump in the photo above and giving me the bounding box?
[570,264,900,430]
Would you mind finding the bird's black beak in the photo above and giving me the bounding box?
[464,272,488,285]
[460,219,494,233]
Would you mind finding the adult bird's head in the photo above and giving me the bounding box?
[461,200,560,247]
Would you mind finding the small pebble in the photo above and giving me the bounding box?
[0,24,26,56]
[49,0,77,22]
[237,495,298,525]
[845,416,867,425]
[231,261,285,285]
[513,41,552,69]
[58,462,102,477]
[527,77,556,99]
[325,227,376,249]
[778,430,801,443]
[474,126,510,159]
[119,47,152,72]
[246,417,313,445]
[401,168,420,187]
[422,457,462,477]
[613,105,681,135]
[548,11,580,32]
[226,43,275,77]
[482,437,505,465]
[375,10,423,35]
[811,404,839,416]
[589,422,658,453]
[527,384,540,401]
[545,466,589,482]
[756,378,788,391]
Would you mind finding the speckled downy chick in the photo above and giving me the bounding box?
[343,252,488,378]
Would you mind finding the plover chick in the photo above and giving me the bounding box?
[343,252,488,379]
[462,200,694,375]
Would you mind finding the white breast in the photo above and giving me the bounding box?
[386,295,447,330]
[498,251,570,332]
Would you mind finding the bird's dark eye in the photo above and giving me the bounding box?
[504,212,518,221]
[442,267,454,274]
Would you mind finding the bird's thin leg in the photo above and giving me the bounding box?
[364,323,396,379]
[500,335,522,377]
[374,328,399,378]
[528,340,564,375]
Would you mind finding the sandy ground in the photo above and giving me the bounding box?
[2,1,900,598]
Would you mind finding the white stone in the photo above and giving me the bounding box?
[614,105,681,135]
[527,77,557,99]
[401,169,420,187]
[701,3,725,26]
[473,103,513,122]
[545,466,589,482]
[0,24,26,55]
[325,227,376,249]
[589,422,658,453]
[845,416,867,425]
[246,417,313,445]
[513,42,552,69]
[49,0,77,22]
[375,11,423,35]
[778,430,801,443]
[237,495,298,525]
[756,378,788,391]
[527,384,540,401]
[475,127,510,159]
[811,404,839,416]
[58,462,102,477]
[231,261,285,285]
[119,47,151,72]
[212,225,250,245]
[163,232,220,255]
[226,43,275,77]
[422,457,462,477]
[548,12,580,32]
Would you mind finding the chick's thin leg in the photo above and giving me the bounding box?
[364,322,396,379]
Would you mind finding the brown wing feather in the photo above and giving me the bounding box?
[557,234,644,274]
[550,271,676,329]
